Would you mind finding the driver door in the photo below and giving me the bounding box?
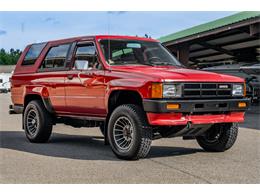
[65,41,106,117]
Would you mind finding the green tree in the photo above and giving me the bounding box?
[0,48,22,65]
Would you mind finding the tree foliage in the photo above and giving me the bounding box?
[0,48,22,65]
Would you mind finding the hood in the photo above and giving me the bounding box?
[110,65,244,83]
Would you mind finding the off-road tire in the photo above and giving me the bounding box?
[107,104,152,160]
[196,123,238,152]
[24,100,53,143]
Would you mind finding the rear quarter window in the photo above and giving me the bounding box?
[39,44,71,71]
[22,43,47,66]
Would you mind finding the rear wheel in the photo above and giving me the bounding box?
[107,104,152,160]
[24,100,53,143]
[196,123,238,152]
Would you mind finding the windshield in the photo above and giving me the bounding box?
[99,39,181,66]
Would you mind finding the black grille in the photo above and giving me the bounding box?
[183,83,232,98]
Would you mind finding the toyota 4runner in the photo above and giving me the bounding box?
[10,35,249,160]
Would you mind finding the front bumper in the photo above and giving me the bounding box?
[143,98,249,126]
[143,98,250,113]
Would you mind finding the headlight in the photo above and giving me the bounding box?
[232,84,244,96]
[163,84,182,98]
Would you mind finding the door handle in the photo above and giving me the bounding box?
[83,72,94,76]
[67,75,73,80]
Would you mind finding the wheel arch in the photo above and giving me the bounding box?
[107,90,144,115]
[24,94,42,109]
[24,93,54,114]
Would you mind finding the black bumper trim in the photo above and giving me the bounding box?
[143,98,250,113]
[9,104,24,114]
[9,97,54,115]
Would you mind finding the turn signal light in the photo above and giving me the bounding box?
[244,82,246,97]
[151,83,163,98]
[238,102,246,108]
[167,103,180,110]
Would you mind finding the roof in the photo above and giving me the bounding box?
[95,35,159,42]
[159,12,260,44]
[33,35,158,45]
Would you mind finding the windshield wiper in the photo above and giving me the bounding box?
[110,62,154,66]
[150,61,175,66]
[141,63,155,67]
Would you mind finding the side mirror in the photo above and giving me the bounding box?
[74,55,99,71]
[74,60,90,70]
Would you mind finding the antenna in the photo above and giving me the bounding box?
[21,22,24,33]
[107,12,111,69]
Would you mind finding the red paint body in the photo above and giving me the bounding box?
[146,112,245,126]
[11,35,246,126]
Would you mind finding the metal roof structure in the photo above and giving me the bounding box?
[159,12,260,44]
[159,12,260,67]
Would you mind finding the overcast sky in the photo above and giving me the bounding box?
[0,11,236,51]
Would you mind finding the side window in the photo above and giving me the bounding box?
[40,44,70,70]
[73,43,98,70]
[22,43,46,66]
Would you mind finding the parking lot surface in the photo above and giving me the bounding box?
[0,93,259,183]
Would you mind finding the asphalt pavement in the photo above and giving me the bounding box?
[0,93,259,183]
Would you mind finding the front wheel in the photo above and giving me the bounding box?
[196,123,238,152]
[107,104,152,160]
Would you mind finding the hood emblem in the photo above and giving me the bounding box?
[219,84,229,89]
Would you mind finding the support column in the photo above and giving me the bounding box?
[176,43,190,66]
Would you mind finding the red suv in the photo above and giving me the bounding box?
[10,35,249,160]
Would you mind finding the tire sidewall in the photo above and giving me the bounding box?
[197,123,238,152]
[24,102,41,140]
[108,106,142,159]
[24,100,51,142]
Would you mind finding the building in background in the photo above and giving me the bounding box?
[159,12,260,102]
[159,12,260,68]
[0,65,15,73]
